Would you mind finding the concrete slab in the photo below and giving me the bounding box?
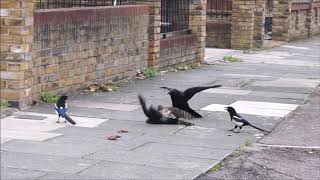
[9,111,108,128]
[1,151,99,174]
[252,78,320,88]
[133,142,233,160]
[223,73,272,78]
[1,129,63,141]
[1,118,65,132]
[79,160,199,179]
[70,100,140,112]
[0,167,46,180]
[1,140,105,158]
[203,88,252,95]
[1,137,12,144]
[201,104,228,112]
[249,91,307,100]
[13,114,47,120]
[281,45,312,50]
[201,101,298,117]
[230,101,299,111]
[85,150,216,173]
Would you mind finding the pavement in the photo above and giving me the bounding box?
[1,36,320,179]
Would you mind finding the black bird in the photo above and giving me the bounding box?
[225,106,270,133]
[138,94,194,126]
[55,95,76,125]
[161,85,222,118]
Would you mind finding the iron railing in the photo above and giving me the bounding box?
[35,0,128,9]
[207,0,232,17]
[160,0,190,34]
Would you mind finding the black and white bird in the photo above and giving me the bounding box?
[225,106,270,133]
[55,95,76,125]
[138,94,194,126]
[161,85,222,118]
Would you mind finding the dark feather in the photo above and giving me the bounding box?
[183,85,222,101]
[65,114,76,125]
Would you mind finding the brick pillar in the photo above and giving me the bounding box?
[0,0,34,109]
[306,0,314,37]
[231,0,256,49]
[272,0,291,41]
[127,0,161,68]
[254,0,266,48]
[189,0,207,63]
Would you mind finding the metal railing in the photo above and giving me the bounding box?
[160,0,190,34]
[207,0,232,17]
[35,0,128,9]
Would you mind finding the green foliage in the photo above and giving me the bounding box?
[175,64,189,71]
[209,162,224,172]
[41,92,59,103]
[223,55,242,62]
[1,101,11,108]
[143,67,158,78]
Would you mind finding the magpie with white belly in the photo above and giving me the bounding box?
[161,85,222,118]
[55,95,76,125]
[225,106,270,133]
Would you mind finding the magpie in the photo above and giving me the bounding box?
[138,94,194,126]
[225,106,270,133]
[55,95,76,125]
[161,85,222,118]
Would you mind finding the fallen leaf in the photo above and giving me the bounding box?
[107,135,121,140]
[118,129,129,133]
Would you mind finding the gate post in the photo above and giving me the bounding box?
[189,0,207,63]
[231,0,256,49]
[254,0,266,48]
[0,0,34,109]
[272,0,291,41]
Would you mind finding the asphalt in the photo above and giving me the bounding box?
[1,36,320,179]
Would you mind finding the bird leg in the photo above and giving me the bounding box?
[228,125,237,131]
[234,126,242,133]
[56,117,60,123]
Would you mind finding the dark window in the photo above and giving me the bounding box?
[207,0,232,17]
[160,0,190,33]
[35,0,128,9]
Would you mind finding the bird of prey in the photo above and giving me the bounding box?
[138,94,194,126]
[225,106,270,133]
[55,95,76,125]
[161,85,222,118]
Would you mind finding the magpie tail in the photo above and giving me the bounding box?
[65,114,76,125]
[249,124,270,133]
[138,94,150,117]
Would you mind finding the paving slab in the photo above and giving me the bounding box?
[9,111,108,128]
[1,140,106,158]
[79,160,198,179]
[1,151,100,174]
[252,78,320,88]
[203,88,252,95]
[69,100,140,111]
[0,167,47,180]
[132,142,233,160]
[1,129,63,141]
[85,149,216,173]
[249,91,307,100]
[201,100,299,117]
[1,137,12,144]
[223,73,273,78]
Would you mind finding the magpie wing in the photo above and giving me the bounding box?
[183,85,222,101]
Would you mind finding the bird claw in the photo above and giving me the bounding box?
[56,121,60,123]
[63,121,67,123]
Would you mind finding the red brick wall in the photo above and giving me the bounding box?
[206,20,231,48]
[31,5,149,100]
[159,34,196,68]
